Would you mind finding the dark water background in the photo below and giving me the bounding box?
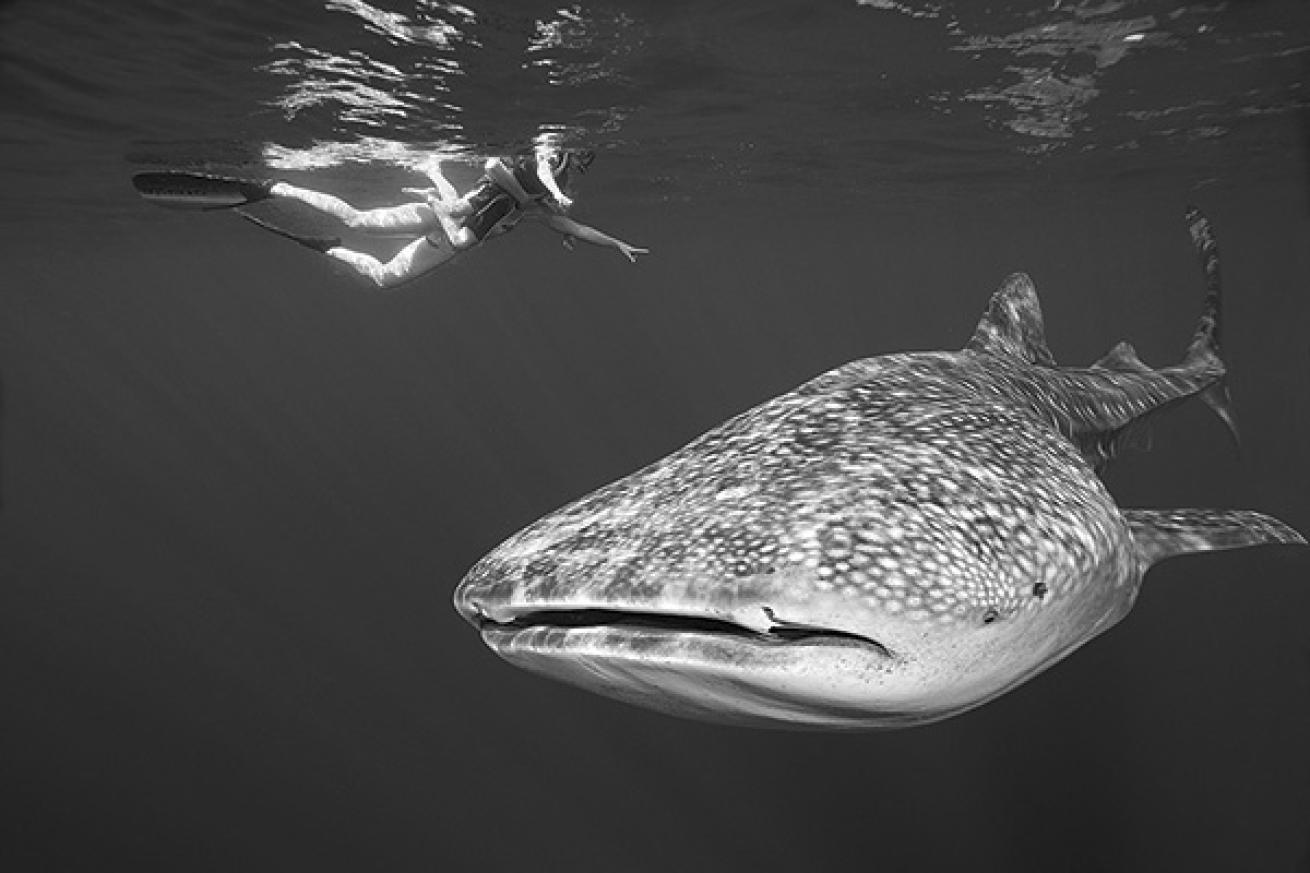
[3,0,1309,870]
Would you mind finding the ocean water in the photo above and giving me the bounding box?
[2,0,1308,870]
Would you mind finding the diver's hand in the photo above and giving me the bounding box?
[402,186,440,207]
[617,242,649,263]
[403,186,455,212]
[561,235,576,252]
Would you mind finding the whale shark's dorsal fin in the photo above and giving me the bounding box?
[964,272,1056,367]
[1126,508,1306,570]
[1091,341,1151,373]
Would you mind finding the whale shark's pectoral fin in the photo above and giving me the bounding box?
[1126,508,1307,570]
[964,272,1057,367]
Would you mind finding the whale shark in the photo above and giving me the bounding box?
[454,208,1305,729]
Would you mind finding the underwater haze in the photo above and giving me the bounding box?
[2,0,1309,870]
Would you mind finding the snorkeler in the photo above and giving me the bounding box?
[269,148,647,288]
[133,148,649,289]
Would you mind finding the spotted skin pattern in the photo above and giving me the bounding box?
[469,351,1131,624]
[455,209,1305,729]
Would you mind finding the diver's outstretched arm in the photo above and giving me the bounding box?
[542,214,648,263]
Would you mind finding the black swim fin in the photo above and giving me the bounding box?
[132,171,275,211]
[236,211,341,254]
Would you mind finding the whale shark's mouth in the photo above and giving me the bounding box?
[465,604,922,729]
[472,607,894,657]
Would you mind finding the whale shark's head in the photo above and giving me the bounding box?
[454,356,1142,729]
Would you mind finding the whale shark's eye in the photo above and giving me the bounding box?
[1032,582,1049,599]
[982,607,1000,624]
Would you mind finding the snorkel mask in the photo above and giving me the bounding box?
[570,149,596,174]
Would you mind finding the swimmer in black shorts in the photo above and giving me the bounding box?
[264,148,649,289]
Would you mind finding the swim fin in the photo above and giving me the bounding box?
[236,211,341,254]
[132,171,275,211]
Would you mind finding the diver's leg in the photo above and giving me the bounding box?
[270,183,437,234]
[325,234,459,290]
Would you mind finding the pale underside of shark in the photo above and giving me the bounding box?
[454,208,1306,729]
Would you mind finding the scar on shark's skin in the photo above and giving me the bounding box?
[455,207,1306,730]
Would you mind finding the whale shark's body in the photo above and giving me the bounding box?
[455,209,1305,729]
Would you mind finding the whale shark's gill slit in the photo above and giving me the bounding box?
[491,609,893,656]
